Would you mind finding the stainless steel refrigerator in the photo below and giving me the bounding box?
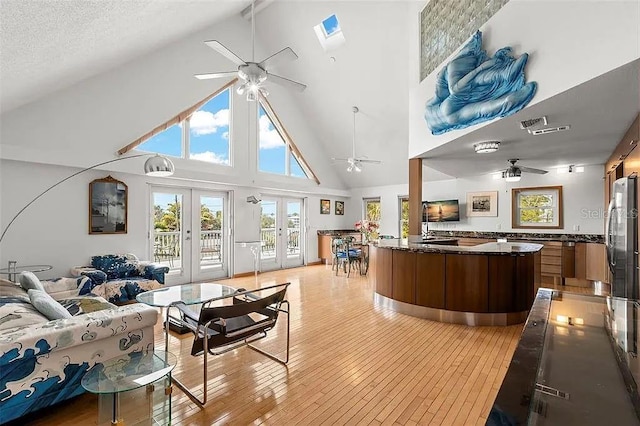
[606,176,638,299]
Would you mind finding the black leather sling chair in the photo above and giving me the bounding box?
[174,282,290,405]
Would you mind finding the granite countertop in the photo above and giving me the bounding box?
[425,230,604,244]
[375,239,544,255]
[317,229,363,235]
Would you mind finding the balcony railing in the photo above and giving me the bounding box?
[153,228,301,265]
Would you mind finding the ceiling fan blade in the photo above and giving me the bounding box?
[356,159,382,164]
[266,73,307,92]
[259,47,298,70]
[194,71,238,80]
[520,166,548,174]
[204,40,247,66]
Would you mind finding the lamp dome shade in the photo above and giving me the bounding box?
[144,155,175,177]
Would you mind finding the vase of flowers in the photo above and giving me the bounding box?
[355,220,379,243]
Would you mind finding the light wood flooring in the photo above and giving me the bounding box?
[25,265,527,426]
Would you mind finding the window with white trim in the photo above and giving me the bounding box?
[137,88,231,165]
[363,197,381,239]
[258,100,311,179]
[399,196,409,238]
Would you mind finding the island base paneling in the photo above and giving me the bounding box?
[371,242,542,326]
[445,254,489,313]
[415,253,445,309]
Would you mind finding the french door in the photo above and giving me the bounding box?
[150,187,230,284]
[260,197,305,271]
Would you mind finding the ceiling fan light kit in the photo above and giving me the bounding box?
[474,141,500,153]
[194,0,306,101]
[504,168,522,182]
[500,159,547,182]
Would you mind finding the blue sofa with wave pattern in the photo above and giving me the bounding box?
[0,278,157,424]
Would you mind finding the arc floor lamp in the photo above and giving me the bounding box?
[0,153,175,245]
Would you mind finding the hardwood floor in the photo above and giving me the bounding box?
[26,265,523,426]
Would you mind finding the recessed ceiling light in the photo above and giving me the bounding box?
[474,141,500,153]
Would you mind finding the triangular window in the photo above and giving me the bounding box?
[258,99,318,183]
[119,81,233,166]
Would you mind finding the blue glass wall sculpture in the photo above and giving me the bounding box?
[424,31,537,135]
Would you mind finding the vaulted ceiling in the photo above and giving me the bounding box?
[1,0,637,189]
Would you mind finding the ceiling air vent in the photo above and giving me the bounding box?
[520,116,547,130]
[529,125,571,136]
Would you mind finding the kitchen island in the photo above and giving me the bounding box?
[370,239,543,326]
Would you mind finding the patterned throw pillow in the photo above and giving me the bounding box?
[92,255,137,279]
[59,297,117,316]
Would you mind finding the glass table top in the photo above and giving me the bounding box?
[135,283,238,307]
[0,264,52,274]
[82,350,176,395]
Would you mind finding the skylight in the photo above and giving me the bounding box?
[321,14,340,37]
[314,14,345,52]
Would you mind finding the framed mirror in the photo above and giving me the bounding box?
[89,176,128,234]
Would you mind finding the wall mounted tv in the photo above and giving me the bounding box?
[427,199,460,222]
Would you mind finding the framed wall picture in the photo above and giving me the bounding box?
[89,176,128,234]
[335,201,344,215]
[512,186,563,229]
[466,191,498,217]
[320,199,331,215]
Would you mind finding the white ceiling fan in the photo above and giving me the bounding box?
[194,0,306,101]
[332,106,382,172]
[501,159,547,182]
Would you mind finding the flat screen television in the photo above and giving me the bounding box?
[426,199,460,222]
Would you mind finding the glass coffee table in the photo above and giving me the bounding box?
[81,350,176,426]
[136,283,238,405]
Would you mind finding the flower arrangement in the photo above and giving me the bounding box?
[355,220,379,242]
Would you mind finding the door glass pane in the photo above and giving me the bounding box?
[261,200,277,259]
[199,196,224,269]
[153,193,183,272]
[287,201,301,258]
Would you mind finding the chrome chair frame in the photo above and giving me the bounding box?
[166,283,290,406]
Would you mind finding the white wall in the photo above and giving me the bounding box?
[349,165,605,239]
[408,0,640,158]
[0,159,354,279]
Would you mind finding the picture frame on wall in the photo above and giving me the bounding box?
[512,186,563,229]
[466,191,498,217]
[335,201,344,215]
[89,175,128,234]
[320,199,331,215]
